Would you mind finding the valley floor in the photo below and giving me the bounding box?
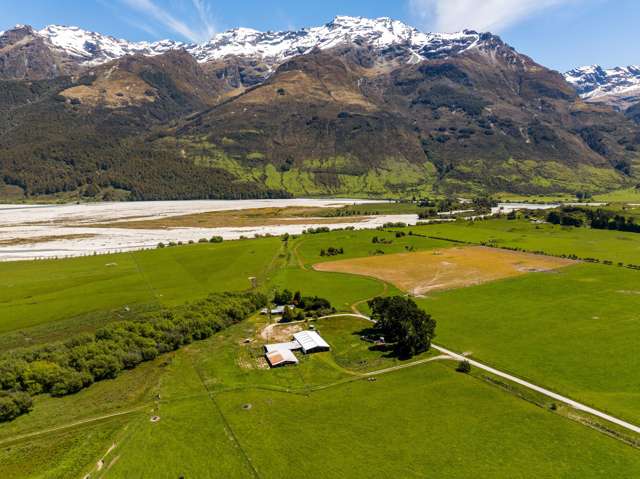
[1,217,639,477]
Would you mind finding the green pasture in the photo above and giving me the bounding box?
[0,238,281,340]
[216,363,640,478]
[412,218,640,264]
[1,219,640,477]
[294,228,450,266]
[418,262,640,424]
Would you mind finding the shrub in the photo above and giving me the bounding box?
[456,360,471,373]
[209,236,223,243]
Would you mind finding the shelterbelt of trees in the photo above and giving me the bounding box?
[547,207,640,233]
[0,292,266,422]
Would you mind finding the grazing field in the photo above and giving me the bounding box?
[411,218,640,265]
[315,246,573,295]
[418,262,640,424]
[1,216,640,477]
[294,228,452,266]
[8,313,629,479]
[0,238,281,341]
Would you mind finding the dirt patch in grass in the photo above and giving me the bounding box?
[89,207,367,229]
[314,246,575,295]
[260,322,304,342]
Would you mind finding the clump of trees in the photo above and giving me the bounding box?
[368,296,436,358]
[304,227,331,234]
[0,292,266,422]
[383,222,407,228]
[320,247,344,256]
[271,289,335,319]
[372,236,393,245]
[0,391,32,422]
[547,207,640,233]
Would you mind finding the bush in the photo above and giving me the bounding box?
[456,360,471,373]
[209,236,223,243]
[0,391,32,421]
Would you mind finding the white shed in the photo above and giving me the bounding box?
[293,331,331,354]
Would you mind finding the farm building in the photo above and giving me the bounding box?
[263,330,330,367]
[293,331,331,354]
[260,305,294,315]
[264,341,301,353]
[265,349,299,368]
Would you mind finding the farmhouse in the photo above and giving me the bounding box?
[293,331,331,354]
[265,349,299,368]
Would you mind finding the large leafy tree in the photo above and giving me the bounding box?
[368,296,436,358]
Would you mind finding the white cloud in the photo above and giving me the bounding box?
[120,0,215,42]
[191,0,216,39]
[409,0,578,33]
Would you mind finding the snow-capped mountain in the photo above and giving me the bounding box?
[565,64,640,110]
[189,16,481,64]
[6,16,481,71]
[38,24,186,65]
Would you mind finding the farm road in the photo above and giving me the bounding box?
[326,313,640,437]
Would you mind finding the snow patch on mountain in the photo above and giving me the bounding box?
[38,25,185,65]
[565,64,640,110]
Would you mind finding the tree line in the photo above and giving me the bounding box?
[0,292,266,422]
[547,207,640,233]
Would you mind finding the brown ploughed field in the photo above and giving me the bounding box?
[314,246,574,295]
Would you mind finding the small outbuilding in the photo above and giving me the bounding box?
[293,331,331,354]
[265,349,299,368]
[260,305,294,315]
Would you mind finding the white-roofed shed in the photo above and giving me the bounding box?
[264,341,302,353]
[293,330,331,354]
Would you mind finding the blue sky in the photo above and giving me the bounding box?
[2,0,638,71]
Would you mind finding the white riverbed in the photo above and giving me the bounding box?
[0,199,418,261]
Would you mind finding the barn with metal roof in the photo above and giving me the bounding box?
[265,349,299,368]
[264,341,301,353]
[293,330,331,354]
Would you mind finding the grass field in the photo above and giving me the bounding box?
[84,315,640,477]
[294,228,451,266]
[1,216,640,477]
[418,262,640,424]
[411,218,640,264]
[315,246,573,295]
[0,238,281,343]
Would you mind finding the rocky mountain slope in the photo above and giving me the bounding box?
[1,16,639,200]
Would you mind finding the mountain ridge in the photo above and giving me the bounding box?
[1,16,639,200]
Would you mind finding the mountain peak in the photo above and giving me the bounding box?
[566,63,640,109]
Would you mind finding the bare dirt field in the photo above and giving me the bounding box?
[314,246,575,295]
